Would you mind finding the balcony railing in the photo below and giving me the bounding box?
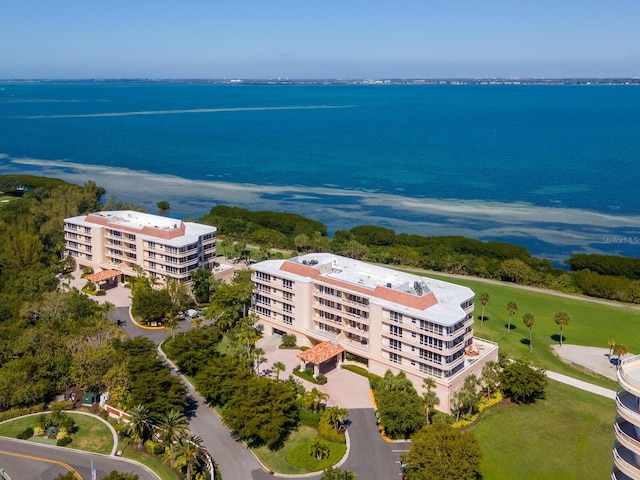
[619,355,640,397]
[613,442,640,479]
[614,417,640,454]
[616,390,640,426]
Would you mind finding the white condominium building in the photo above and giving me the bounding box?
[64,211,217,281]
[251,253,498,412]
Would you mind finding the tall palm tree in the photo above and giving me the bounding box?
[171,435,207,480]
[127,404,151,449]
[325,406,349,431]
[306,387,329,413]
[506,301,518,333]
[422,378,440,425]
[272,361,286,381]
[522,313,535,353]
[478,292,490,326]
[159,409,189,454]
[613,343,628,369]
[608,338,616,358]
[554,311,571,346]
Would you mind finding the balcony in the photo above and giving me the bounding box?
[619,356,640,398]
[615,417,640,455]
[611,467,635,480]
[617,390,640,426]
[612,442,640,479]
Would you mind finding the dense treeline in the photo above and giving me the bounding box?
[199,205,328,249]
[0,175,187,416]
[566,253,640,280]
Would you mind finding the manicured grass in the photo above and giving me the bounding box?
[421,272,640,389]
[0,416,36,437]
[472,379,615,480]
[286,438,347,471]
[252,426,317,474]
[122,447,178,480]
[0,413,113,454]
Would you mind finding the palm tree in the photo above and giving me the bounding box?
[163,315,180,338]
[127,404,151,449]
[321,468,356,480]
[554,311,571,346]
[522,313,535,353]
[158,409,189,454]
[478,292,490,326]
[306,387,329,413]
[481,361,500,397]
[613,343,628,369]
[421,378,440,425]
[272,361,286,381]
[308,438,331,460]
[325,406,349,431]
[506,301,518,333]
[608,338,616,358]
[171,435,207,480]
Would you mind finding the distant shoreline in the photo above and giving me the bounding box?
[2,78,640,86]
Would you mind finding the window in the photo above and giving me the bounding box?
[283,291,293,301]
[390,325,403,337]
[389,311,403,323]
[283,315,294,325]
[283,279,293,289]
[390,353,401,364]
[256,271,271,282]
[283,303,293,313]
[389,339,402,351]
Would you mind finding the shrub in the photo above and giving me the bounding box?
[286,438,346,471]
[318,419,346,444]
[144,440,167,455]
[56,427,69,440]
[96,289,107,296]
[57,436,73,447]
[300,346,310,352]
[299,408,321,428]
[0,404,45,422]
[281,333,297,348]
[16,427,34,440]
[316,373,327,385]
[33,426,45,436]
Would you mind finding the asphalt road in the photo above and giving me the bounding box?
[0,437,158,480]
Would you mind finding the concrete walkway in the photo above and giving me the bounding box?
[545,370,617,399]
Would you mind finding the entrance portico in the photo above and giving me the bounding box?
[297,341,346,377]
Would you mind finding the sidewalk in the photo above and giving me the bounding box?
[545,370,616,399]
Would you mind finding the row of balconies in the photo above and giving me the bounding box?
[613,355,640,479]
[382,341,466,371]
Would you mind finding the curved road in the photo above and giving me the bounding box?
[0,437,158,480]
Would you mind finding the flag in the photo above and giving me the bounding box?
[91,459,97,480]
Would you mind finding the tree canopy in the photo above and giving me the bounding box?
[403,423,482,480]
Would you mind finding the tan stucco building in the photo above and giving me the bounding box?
[64,210,217,281]
[251,253,498,413]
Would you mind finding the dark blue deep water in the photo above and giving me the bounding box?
[2,82,640,262]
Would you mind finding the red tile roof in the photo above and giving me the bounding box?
[85,269,123,282]
[297,341,345,365]
[84,214,186,240]
[280,261,437,310]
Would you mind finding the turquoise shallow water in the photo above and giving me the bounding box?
[1,82,640,262]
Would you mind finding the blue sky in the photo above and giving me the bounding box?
[3,0,639,79]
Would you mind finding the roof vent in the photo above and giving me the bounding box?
[386,282,392,288]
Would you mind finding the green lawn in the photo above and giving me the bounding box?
[420,272,640,389]
[472,379,615,479]
[0,413,113,454]
[252,425,318,474]
[122,447,178,480]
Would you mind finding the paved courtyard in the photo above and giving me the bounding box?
[257,336,374,409]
